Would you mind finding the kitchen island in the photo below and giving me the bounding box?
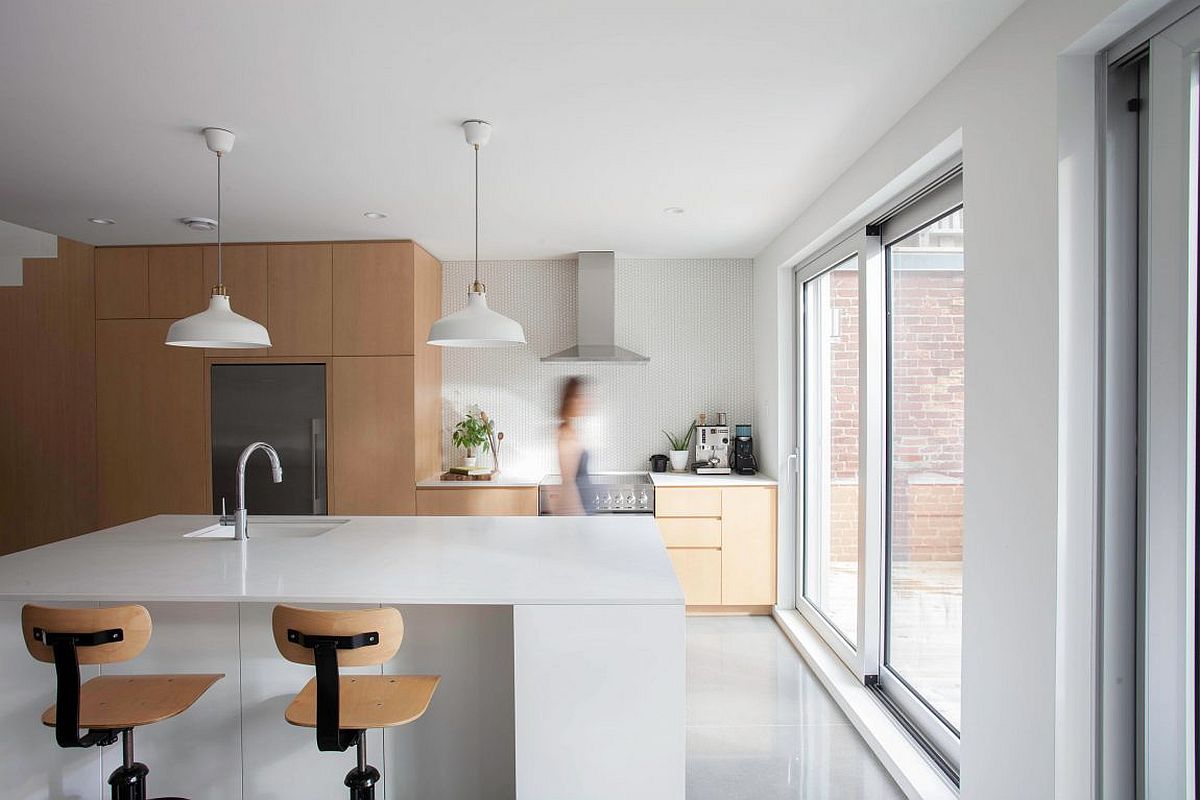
[0,514,685,800]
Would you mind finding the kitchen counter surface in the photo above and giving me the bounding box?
[0,514,683,606]
[649,472,778,487]
[417,475,543,488]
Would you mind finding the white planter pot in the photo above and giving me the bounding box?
[463,456,478,468]
[669,450,689,471]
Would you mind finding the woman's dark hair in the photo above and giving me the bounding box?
[559,375,589,421]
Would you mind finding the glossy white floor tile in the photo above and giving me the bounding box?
[686,616,905,800]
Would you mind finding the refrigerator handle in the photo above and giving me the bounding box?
[311,418,326,515]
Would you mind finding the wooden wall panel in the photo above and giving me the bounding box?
[329,356,415,515]
[148,246,204,319]
[202,245,270,357]
[95,247,148,319]
[267,244,332,356]
[0,239,98,556]
[97,319,208,528]
[332,242,415,355]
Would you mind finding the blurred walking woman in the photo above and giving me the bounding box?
[554,376,593,515]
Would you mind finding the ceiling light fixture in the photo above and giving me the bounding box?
[426,120,526,348]
[663,206,685,215]
[88,217,116,225]
[166,127,272,350]
[180,216,217,231]
[363,211,388,220]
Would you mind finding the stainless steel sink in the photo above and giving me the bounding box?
[184,518,350,539]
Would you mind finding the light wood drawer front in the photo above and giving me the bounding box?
[657,517,722,548]
[655,488,722,518]
[416,487,538,516]
[667,549,722,606]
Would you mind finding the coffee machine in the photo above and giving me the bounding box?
[731,423,758,475]
[694,425,731,475]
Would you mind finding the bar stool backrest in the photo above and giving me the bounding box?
[271,605,403,666]
[22,604,152,665]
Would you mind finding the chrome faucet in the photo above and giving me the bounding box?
[234,442,283,540]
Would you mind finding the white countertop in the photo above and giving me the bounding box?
[649,472,778,487]
[0,515,683,606]
[417,475,542,488]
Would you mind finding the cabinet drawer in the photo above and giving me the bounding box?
[667,549,722,605]
[416,487,538,516]
[657,517,722,548]
[655,487,722,518]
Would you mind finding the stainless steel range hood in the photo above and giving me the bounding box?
[542,251,649,363]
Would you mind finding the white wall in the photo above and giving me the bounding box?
[441,257,754,476]
[753,0,1162,797]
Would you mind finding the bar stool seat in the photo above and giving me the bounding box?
[285,674,439,730]
[42,674,223,729]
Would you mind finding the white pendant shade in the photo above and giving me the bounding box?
[165,294,272,349]
[427,291,526,348]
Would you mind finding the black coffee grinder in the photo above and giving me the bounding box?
[731,423,758,475]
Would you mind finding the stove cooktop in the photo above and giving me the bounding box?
[539,472,654,513]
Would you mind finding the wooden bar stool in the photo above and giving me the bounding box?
[271,605,439,800]
[21,604,222,800]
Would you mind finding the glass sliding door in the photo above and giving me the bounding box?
[883,206,965,735]
[801,255,861,645]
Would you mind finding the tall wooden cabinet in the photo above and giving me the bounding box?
[93,239,442,524]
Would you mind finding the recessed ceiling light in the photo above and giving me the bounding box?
[88,217,115,225]
[363,211,388,220]
[180,217,217,232]
[663,206,685,215]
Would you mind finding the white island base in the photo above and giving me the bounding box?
[0,515,686,800]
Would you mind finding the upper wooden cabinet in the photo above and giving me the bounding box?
[203,245,270,357]
[333,242,414,355]
[96,319,208,528]
[148,247,204,319]
[95,247,148,319]
[267,244,333,356]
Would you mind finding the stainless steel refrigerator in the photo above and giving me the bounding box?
[210,363,327,515]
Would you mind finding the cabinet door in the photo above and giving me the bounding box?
[148,246,204,319]
[95,247,148,319]
[267,244,333,356]
[720,487,777,605]
[97,320,208,527]
[333,242,414,355]
[203,245,269,357]
[667,549,722,605]
[329,356,415,514]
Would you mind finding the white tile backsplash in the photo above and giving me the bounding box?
[441,257,755,477]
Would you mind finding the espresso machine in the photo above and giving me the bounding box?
[693,424,732,475]
[731,423,758,475]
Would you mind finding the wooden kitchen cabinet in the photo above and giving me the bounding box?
[654,484,777,611]
[96,319,208,527]
[667,548,723,606]
[148,246,204,319]
[202,245,269,357]
[329,356,415,514]
[719,487,777,605]
[267,244,333,356]
[333,242,414,355]
[95,247,148,319]
[416,486,538,516]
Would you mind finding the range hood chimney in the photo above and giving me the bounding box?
[542,251,648,363]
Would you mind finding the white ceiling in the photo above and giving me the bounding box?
[0,0,1022,260]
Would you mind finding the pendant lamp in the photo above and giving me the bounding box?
[166,127,272,349]
[427,120,526,348]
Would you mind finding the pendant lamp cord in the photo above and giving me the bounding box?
[474,143,480,287]
[216,151,223,289]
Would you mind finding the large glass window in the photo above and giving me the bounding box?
[885,208,964,732]
[802,256,860,643]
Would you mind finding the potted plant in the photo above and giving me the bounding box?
[663,423,694,472]
[452,410,491,468]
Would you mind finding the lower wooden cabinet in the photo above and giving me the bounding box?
[655,485,777,610]
[415,486,538,516]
